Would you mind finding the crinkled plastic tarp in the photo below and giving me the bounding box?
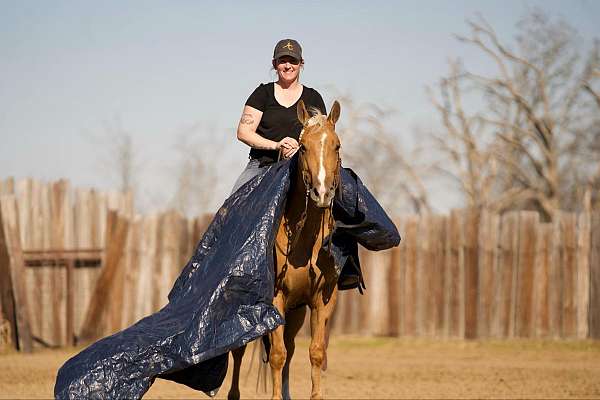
[54,157,400,400]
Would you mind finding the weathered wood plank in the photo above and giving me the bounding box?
[73,188,92,335]
[0,195,33,352]
[576,213,591,339]
[0,199,18,350]
[50,180,71,346]
[191,214,214,250]
[367,250,391,335]
[177,213,190,275]
[477,210,498,338]
[463,208,480,339]
[330,285,346,335]
[515,212,538,338]
[533,224,552,338]
[152,214,165,312]
[388,217,404,336]
[415,214,430,336]
[156,211,187,311]
[15,179,40,343]
[432,215,446,337]
[445,210,463,338]
[32,181,54,346]
[121,216,142,327]
[401,216,418,336]
[357,246,370,334]
[342,284,357,334]
[590,211,600,339]
[79,210,129,342]
[135,214,159,320]
[560,213,578,338]
[547,216,562,338]
[493,212,519,338]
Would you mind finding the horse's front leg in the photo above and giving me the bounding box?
[309,289,337,400]
[282,305,307,400]
[269,293,286,400]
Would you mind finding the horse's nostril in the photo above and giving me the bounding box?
[312,188,319,197]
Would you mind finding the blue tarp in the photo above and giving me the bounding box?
[54,156,400,399]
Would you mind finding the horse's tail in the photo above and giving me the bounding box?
[244,336,271,394]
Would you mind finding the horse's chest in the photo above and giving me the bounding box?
[280,264,323,306]
[274,214,335,306]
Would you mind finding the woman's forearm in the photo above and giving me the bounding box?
[237,129,278,151]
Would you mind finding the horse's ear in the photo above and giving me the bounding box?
[328,100,341,125]
[297,100,310,125]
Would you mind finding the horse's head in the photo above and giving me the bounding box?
[296,99,341,208]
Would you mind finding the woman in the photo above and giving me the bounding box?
[230,38,361,290]
[230,38,327,194]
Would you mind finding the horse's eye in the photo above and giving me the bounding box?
[335,144,341,151]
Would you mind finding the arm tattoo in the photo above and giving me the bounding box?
[240,113,254,125]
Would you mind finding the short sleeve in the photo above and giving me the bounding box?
[245,84,268,112]
[312,89,327,115]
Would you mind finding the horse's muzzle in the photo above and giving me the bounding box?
[310,187,335,208]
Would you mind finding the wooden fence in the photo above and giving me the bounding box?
[1,177,599,352]
[332,210,600,340]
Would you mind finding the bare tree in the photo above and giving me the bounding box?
[169,123,223,217]
[581,40,600,210]
[433,10,600,220]
[91,116,139,204]
[427,59,501,210]
[333,92,432,214]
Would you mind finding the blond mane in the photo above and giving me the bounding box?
[299,107,328,142]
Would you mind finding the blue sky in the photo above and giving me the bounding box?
[1,0,599,212]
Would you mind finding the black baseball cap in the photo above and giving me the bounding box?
[273,39,302,61]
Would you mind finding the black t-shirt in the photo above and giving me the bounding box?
[245,82,327,165]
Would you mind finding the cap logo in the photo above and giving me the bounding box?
[283,41,294,51]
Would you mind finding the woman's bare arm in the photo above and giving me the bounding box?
[236,105,298,153]
[237,105,276,150]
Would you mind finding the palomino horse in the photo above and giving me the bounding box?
[228,99,342,400]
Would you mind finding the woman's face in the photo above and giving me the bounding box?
[274,56,303,83]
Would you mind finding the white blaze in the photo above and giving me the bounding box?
[317,132,327,201]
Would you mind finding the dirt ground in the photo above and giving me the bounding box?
[1,336,599,399]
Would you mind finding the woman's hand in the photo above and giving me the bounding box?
[277,137,299,158]
[283,146,299,159]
